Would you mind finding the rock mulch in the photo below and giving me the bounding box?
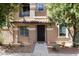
[0,43,79,56]
[0,44,34,55]
[48,47,79,56]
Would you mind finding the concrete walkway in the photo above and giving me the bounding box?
[32,42,48,56]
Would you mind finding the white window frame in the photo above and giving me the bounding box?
[57,25,69,38]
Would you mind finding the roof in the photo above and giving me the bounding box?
[11,17,51,24]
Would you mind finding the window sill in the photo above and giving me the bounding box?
[19,16,30,17]
[35,10,45,12]
[58,36,69,39]
[20,35,29,37]
[34,16,47,18]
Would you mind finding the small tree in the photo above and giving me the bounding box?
[0,3,19,28]
[0,4,19,44]
[47,3,79,47]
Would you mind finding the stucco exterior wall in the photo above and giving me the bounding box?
[47,24,73,47]
[35,10,47,16]
[46,25,58,45]
[1,30,13,44]
[28,25,36,44]
[10,3,47,21]
[1,23,73,48]
[12,24,37,45]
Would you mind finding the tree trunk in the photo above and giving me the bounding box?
[73,25,77,47]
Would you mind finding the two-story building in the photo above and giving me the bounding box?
[2,3,73,48]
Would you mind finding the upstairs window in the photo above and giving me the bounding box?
[36,3,44,11]
[19,3,30,17]
[22,3,30,11]
[59,24,66,36]
[20,26,29,36]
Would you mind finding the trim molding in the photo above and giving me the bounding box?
[46,28,53,30]
[28,28,36,30]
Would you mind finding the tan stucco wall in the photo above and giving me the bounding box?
[1,30,13,44]
[46,25,58,44]
[35,10,47,16]
[46,24,73,47]
[1,23,73,47]
[29,25,37,44]
[10,3,47,22]
[12,23,37,45]
[12,23,49,45]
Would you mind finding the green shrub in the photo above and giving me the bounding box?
[52,42,60,51]
[0,33,4,46]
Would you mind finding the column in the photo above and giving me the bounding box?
[13,27,19,44]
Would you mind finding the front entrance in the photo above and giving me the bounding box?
[37,25,45,42]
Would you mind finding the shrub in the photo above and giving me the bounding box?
[52,42,60,51]
[0,33,4,46]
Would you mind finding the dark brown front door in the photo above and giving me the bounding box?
[37,25,45,42]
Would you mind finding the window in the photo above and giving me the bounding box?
[19,3,30,17]
[57,24,69,38]
[59,24,66,36]
[36,3,44,11]
[22,4,30,11]
[20,26,29,36]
